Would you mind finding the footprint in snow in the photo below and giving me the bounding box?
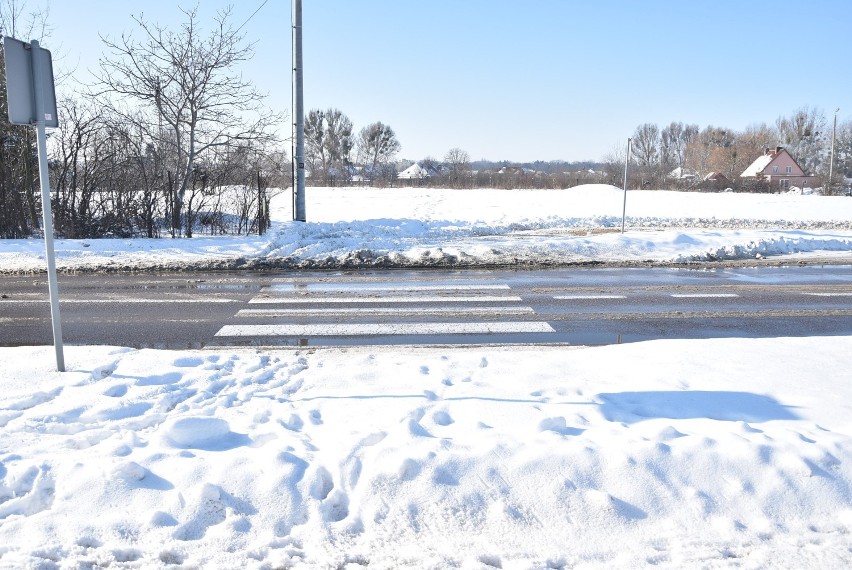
[538,417,584,436]
[279,413,304,432]
[432,410,454,426]
[321,489,349,522]
[89,361,119,381]
[172,357,204,368]
[398,458,422,480]
[173,483,226,541]
[103,384,128,398]
[310,466,334,501]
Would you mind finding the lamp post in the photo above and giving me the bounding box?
[829,107,839,195]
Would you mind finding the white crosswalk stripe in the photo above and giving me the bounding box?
[237,306,535,317]
[801,292,852,297]
[554,295,626,300]
[214,278,553,342]
[216,322,554,337]
[670,293,739,298]
[248,295,523,304]
[261,282,511,292]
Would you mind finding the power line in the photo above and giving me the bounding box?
[235,0,269,33]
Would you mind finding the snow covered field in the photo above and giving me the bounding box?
[2,186,852,568]
[1,185,852,273]
[2,339,852,568]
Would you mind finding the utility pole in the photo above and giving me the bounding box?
[829,108,839,195]
[621,138,632,234]
[292,0,306,221]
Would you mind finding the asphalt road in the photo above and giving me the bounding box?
[2,265,852,349]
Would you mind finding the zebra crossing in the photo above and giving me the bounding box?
[213,278,554,345]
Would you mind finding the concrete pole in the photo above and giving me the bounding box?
[31,40,64,372]
[829,108,839,195]
[621,138,632,234]
[292,0,306,221]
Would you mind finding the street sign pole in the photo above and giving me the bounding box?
[31,41,64,371]
[4,36,64,371]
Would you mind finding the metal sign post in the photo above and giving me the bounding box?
[3,36,64,371]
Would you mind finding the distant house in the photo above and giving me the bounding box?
[497,166,535,175]
[704,172,730,183]
[740,146,817,190]
[697,171,732,191]
[668,166,698,180]
[397,163,431,180]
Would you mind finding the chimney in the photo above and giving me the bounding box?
[776,146,783,154]
[765,147,771,156]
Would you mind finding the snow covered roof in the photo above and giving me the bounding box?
[741,154,774,177]
[397,163,431,180]
[704,171,730,182]
[497,166,536,175]
[669,167,697,179]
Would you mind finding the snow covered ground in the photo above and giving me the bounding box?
[2,186,852,568]
[2,340,852,568]
[1,185,851,273]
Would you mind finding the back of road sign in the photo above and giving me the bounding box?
[3,36,58,127]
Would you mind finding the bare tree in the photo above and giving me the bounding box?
[661,122,698,172]
[357,122,400,185]
[631,123,662,186]
[51,98,106,237]
[303,108,353,185]
[323,108,353,184]
[304,109,326,180]
[632,123,660,167]
[444,147,470,188]
[420,156,440,173]
[95,6,279,237]
[602,140,631,188]
[0,0,53,237]
[0,0,50,42]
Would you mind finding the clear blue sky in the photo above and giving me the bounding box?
[34,0,852,162]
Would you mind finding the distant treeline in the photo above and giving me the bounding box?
[611,107,852,193]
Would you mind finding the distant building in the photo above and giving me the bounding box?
[740,147,817,190]
[497,166,535,175]
[701,172,733,190]
[668,166,698,180]
[397,163,431,180]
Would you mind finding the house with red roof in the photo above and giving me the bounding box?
[740,146,817,191]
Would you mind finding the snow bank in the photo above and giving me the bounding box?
[1,185,851,273]
[2,339,852,568]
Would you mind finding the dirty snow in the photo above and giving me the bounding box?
[1,185,851,273]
